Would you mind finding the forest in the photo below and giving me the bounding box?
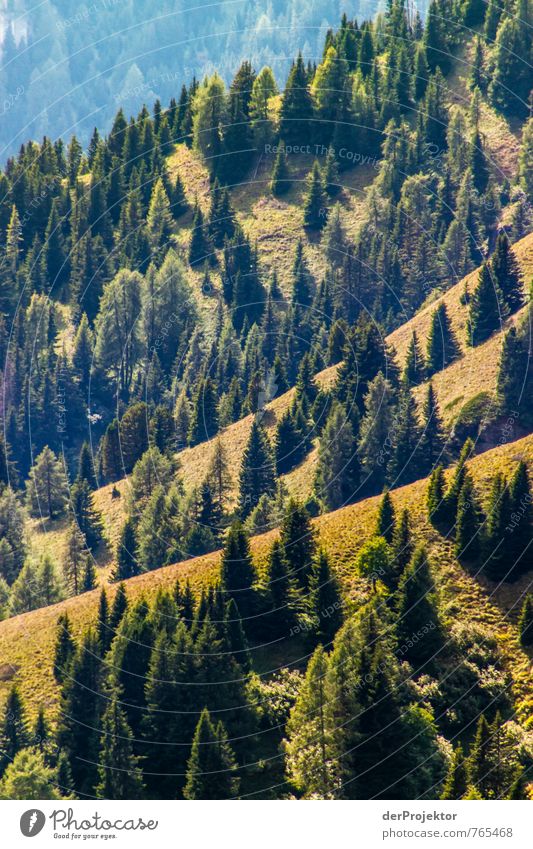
[0,0,531,801]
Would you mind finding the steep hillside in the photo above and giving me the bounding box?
[4,428,533,723]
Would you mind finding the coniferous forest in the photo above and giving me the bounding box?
[0,0,532,804]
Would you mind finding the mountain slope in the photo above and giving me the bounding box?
[4,427,533,721]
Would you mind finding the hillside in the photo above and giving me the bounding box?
[4,428,533,723]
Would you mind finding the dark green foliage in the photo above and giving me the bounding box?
[270,143,291,195]
[77,441,97,490]
[109,582,129,637]
[53,612,76,683]
[455,473,483,563]
[391,508,413,583]
[508,461,533,576]
[420,383,446,472]
[0,686,30,775]
[427,466,447,526]
[309,549,343,645]
[467,263,507,347]
[280,53,314,146]
[96,697,144,799]
[426,303,459,376]
[491,232,524,314]
[303,162,328,230]
[376,491,395,543]
[184,709,239,800]
[266,539,297,634]
[113,518,139,581]
[280,499,316,589]
[57,631,103,795]
[396,545,443,668]
[403,332,425,386]
[188,378,219,446]
[238,418,276,517]
[96,589,111,654]
[70,478,103,551]
[220,522,256,623]
[483,472,512,580]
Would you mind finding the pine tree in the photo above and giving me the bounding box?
[183,709,239,800]
[0,686,29,775]
[491,232,524,315]
[96,588,111,654]
[220,521,256,622]
[96,697,144,799]
[484,472,513,581]
[279,499,316,589]
[403,332,426,386]
[285,645,335,798]
[70,478,103,551]
[238,418,276,517]
[387,384,423,487]
[266,539,297,634]
[518,595,533,647]
[112,517,139,581]
[303,162,327,230]
[314,401,359,511]
[426,303,459,375]
[376,491,395,543]
[396,545,443,668]
[76,441,97,490]
[26,446,69,519]
[455,473,483,563]
[109,583,128,636]
[467,263,507,346]
[420,383,446,472]
[189,203,212,267]
[188,377,219,445]
[427,466,447,526]
[391,508,413,584]
[279,53,314,146]
[146,178,173,258]
[270,142,291,195]
[440,744,468,800]
[508,461,533,577]
[309,549,343,645]
[53,612,76,682]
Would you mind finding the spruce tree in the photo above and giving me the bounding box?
[109,582,128,636]
[309,549,343,646]
[396,545,443,668]
[391,508,413,584]
[238,418,276,517]
[189,203,212,267]
[26,446,69,520]
[113,517,139,581]
[220,521,256,622]
[184,709,239,800]
[455,473,483,563]
[70,478,103,551]
[188,377,219,446]
[314,401,359,511]
[96,697,144,799]
[403,332,426,386]
[426,303,459,375]
[96,588,111,654]
[53,612,76,683]
[508,461,533,576]
[484,472,513,581]
[76,441,97,490]
[266,539,297,633]
[303,162,328,230]
[440,744,468,800]
[279,499,316,589]
[279,53,314,146]
[0,686,29,776]
[375,491,395,543]
[467,263,507,347]
[420,383,446,473]
[427,465,447,526]
[491,231,524,315]
[270,143,291,195]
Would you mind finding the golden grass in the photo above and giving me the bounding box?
[2,430,532,723]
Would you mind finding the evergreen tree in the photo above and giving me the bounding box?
[189,203,212,267]
[387,384,423,488]
[220,521,256,622]
[467,263,507,346]
[96,588,111,654]
[403,332,426,386]
[314,401,359,511]
[420,383,446,472]
[280,499,316,589]
[484,472,513,581]
[426,303,459,375]
[26,446,69,519]
[508,461,533,576]
[70,478,103,551]
[96,697,144,799]
[376,491,395,544]
[280,53,314,146]
[238,418,276,517]
[76,441,97,490]
[427,466,447,526]
[396,545,443,668]
[270,143,291,195]
[113,517,139,581]
[0,686,29,776]
[188,377,219,445]
[309,549,343,645]
[455,473,483,563]
[183,709,239,800]
[109,582,128,636]
[391,508,413,584]
[266,539,297,633]
[303,162,327,230]
[491,232,524,315]
[53,612,76,683]
[440,744,468,800]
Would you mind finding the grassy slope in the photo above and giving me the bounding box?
[2,429,532,724]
